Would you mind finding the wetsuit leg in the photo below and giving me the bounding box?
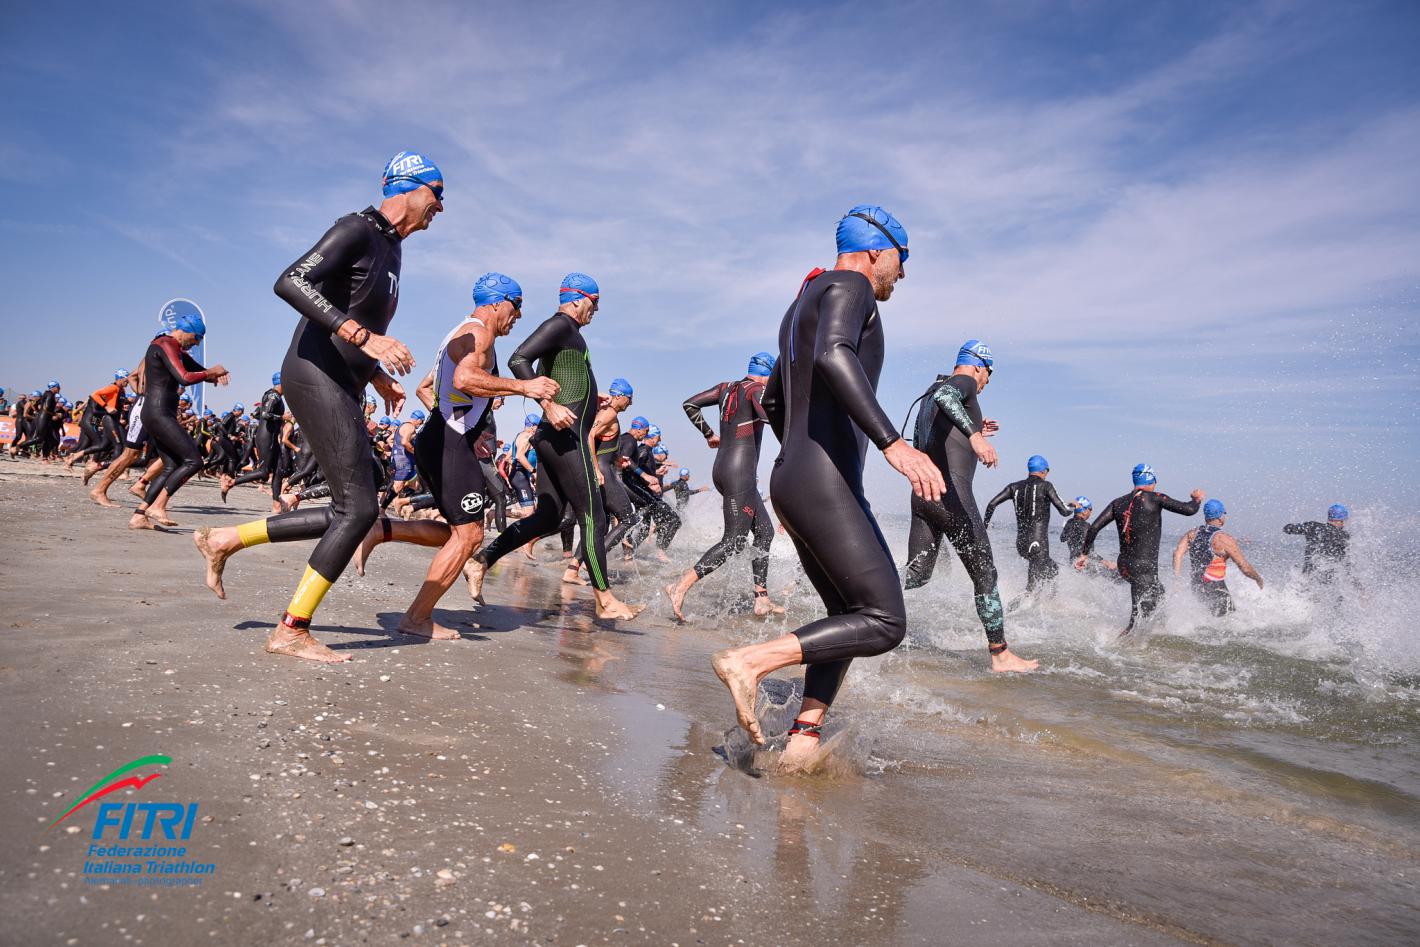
[771,462,906,710]
[255,376,381,582]
[230,427,279,487]
[142,411,203,506]
[601,471,636,548]
[748,494,774,589]
[479,461,507,531]
[1023,541,1059,592]
[1121,564,1164,632]
[1200,581,1233,616]
[559,508,576,555]
[915,478,1006,647]
[692,492,758,581]
[477,428,612,590]
[903,494,946,589]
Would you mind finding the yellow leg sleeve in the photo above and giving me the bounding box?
[284,566,334,621]
[236,519,270,548]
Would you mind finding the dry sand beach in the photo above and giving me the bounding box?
[1,466,1415,945]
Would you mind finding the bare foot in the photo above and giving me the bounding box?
[354,524,381,577]
[193,527,231,600]
[775,734,823,773]
[990,648,1040,673]
[219,475,235,503]
[463,559,487,605]
[265,627,350,664]
[89,487,116,508]
[81,464,101,485]
[149,513,178,527]
[665,582,688,622]
[752,595,785,617]
[712,648,764,745]
[595,598,644,621]
[278,493,298,512]
[128,482,147,499]
[562,568,589,587]
[397,615,462,640]
[128,512,156,530]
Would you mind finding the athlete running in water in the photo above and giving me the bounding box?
[1283,504,1351,581]
[901,342,1038,669]
[464,273,641,621]
[350,273,557,637]
[222,372,285,509]
[984,454,1073,596]
[588,377,637,553]
[663,468,707,510]
[1173,499,1263,615]
[710,205,949,770]
[130,314,230,528]
[1059,496,1119,574]
[666,352,784,621]
[1076,464,1204,636]
[192,150,437,663]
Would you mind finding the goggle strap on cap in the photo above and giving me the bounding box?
[848,212,908,260]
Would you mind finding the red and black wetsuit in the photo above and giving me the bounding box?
[140,335,218,505]
[1083,488,1200,632]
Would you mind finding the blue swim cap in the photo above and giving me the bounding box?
[1203,499,1226,520]
[652,446,668,458]
[365,394,376,405]
[836,204,909,262]
[956,340,994,369]
[172,307,206,340]
[1328,504,1349,521]
[1027,455,1049,473]
[204,407,215,416]
[410,408,427,421]
[47,379,61,389]
[747,352,776,377]
[1132,463,1157,487]
[382,151,443,198]
[378,416,392,426]
[1073,495,1092,511]
[272,372,282,386]
[526,448,538,467]
[233,402,245,412]
[629,416,649,430]
[472,272,523,307]
[30,390,39,397]
[114,369,129,381]
[609,377,634,398]
[559,273,600,304]
[646,425,662,438]
[679,467,690,478]
[179,392,191,403]
[524,413,541,427]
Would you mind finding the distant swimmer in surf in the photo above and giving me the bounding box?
[1172,499,1263,616]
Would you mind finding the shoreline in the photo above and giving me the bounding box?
[1,464,1414,945]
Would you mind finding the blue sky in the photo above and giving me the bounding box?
[3,0,1417,524]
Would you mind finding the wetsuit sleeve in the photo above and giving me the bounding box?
[1159,494,1201,516]
[983,485,1012,526]
[507,315,573,382]
[1282,523,1304,535]
[156,337,212,385]
[1081,504,1116,556]
[273,216,369,335]
[814,281,899,450]
[930,376,981,438]
[681,384,721,440]
[1045,482,1072,516]
[749,381,768,423]
[761,361,784,439]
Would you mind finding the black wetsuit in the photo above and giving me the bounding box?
[248,207,402,581]
[140,335,214,505]
[472,312,612,590]
[1060,515,1089,560]
[1083,488,1200,632]
[683,377,774,589]
[901,372,1006,647]
[762,268,905,708]
[664,478,693,510]
[230,387,285,488]
[596,423,636,548]
[985,475,1072,591]
[623,440,681,552]
[1283,521,1350,579]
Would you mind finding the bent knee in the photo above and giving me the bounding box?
[863,608,907,655]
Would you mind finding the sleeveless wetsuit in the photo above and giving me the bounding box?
[411,317,494,526]
[473,312,612,590]
[1188,524,1233,615]
[762,268,905,708]
[985,475,1072,591]
[682,377,774,589]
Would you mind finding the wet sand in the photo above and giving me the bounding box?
[0,465,1413,945]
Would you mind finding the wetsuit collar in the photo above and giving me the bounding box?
[360,206,400,239]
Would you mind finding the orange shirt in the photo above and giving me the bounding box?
[91,384,122,412]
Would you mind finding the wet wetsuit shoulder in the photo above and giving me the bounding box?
[983,479,1021,526]
[276,207,403,387]
[920,373,982,478]
[508,313,597,425]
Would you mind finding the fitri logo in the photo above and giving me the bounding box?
[460,493,484,514]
